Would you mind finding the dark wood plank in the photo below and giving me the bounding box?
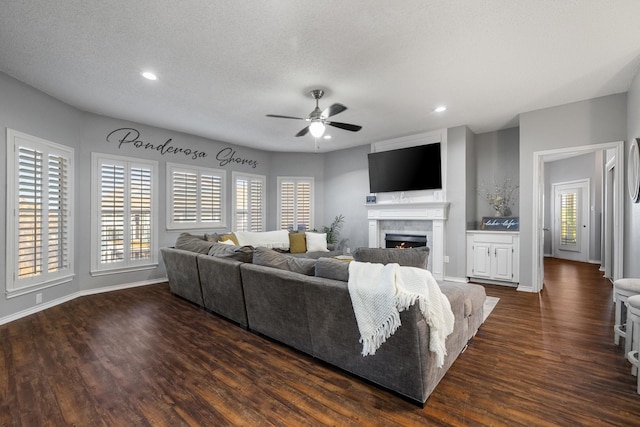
[1,258,639,425]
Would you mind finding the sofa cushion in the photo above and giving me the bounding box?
[305,232,329,252]
[235,230,290,250]
[253,247,316,276]
[353,246,429,269]
[289,232,307,254]
[207,242,254,263]
[175,232,215,254]
[315,257,350,282]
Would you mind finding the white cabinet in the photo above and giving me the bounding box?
[466,231,519,286]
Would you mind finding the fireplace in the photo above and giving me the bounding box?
[365,201,449,280]
[385,233,427,249]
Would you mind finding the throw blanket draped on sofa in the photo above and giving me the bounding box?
[347,261,455,367]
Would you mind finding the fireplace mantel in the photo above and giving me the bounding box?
[365,202,449,221]
[365,202,450,280]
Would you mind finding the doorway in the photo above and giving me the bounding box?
[531,141,624,293]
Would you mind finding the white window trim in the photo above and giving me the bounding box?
[166,162,227,230]
[232,171,266,232]
[5,129,75,298]
[277,176,314,231]
[91,153,158,276]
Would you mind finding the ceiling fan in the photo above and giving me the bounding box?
[266,89,362,138]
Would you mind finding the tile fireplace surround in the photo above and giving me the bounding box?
[366,202,450,280]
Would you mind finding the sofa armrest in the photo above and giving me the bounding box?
[160,247,204,306]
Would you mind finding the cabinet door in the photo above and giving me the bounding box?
[471,243,492,278]
[492,244,513,281]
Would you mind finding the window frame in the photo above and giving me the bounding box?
[5,129,75,298]
[91,152,158,276]
[166,162,227,230]
[232,171,266,232]
[277,176,314,231]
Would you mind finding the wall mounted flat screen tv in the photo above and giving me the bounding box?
[368,143,442,193]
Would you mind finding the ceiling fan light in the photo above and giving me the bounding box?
[309,121,326,138]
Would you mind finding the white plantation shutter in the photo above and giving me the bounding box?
[172,171,198,223]
[47,154,69,273]
[100,162,125,263]
[6,130,74,295]
[200,174,223,223]
[129,166,152,261]
[233,172,265,232]
[92,154,158,274]
[277,177,314,231]
[167,163,226,229]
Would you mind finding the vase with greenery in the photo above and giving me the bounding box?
[478,176,518,217]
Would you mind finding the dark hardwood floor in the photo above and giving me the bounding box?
[1,258,639,426]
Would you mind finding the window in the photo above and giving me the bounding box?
[277,177,313,231]
[233,172,265,232]
[167,163,226,230]
[560,192,578,247]
[92,153,158,275]
[5,129,74,297]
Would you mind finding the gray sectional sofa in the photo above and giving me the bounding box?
[160,233,486,405]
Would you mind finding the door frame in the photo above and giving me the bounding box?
[532,141,624,293]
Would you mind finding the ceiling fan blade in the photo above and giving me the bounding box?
[295,126,310,137]
[326,121,362,132]
[322,103,347,118]
[266,114,306,120]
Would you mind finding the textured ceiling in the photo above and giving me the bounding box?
[1,1,640,152]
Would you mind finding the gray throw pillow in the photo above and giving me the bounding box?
[204,232,221,242]
[315,257,350,282]
[353,246,430,269]
[253,247,316,276]
[175,232,215,254]
[207,242,254,263]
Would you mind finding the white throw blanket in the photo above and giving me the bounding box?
[347,261,455,368]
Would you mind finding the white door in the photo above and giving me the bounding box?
[472,243,492,278]
[552,180,590,262]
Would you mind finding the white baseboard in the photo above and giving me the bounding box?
[0,277,168,326]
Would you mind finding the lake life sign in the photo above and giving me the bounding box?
[481,217,519,231]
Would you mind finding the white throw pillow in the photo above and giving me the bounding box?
[234,230,290,250]
[305,232,329,252]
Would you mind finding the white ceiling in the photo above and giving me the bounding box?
[1,1,640,153]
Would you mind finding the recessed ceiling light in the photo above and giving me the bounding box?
[141,71,158,81]
[323,135,332,139]
[434,106,446,113]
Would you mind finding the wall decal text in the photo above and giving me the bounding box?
[215,147,258,169]
[106,127,207,160]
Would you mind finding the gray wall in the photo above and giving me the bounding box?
[519,93,627,290]
[323,145,371,252]
[625,63,640,278]
[445,125,473,279]
[0,73,84,318]
[266,152,325,231]
[0,72,273,318]
[543,152,602,261]
[76,113,270,292]
[474,127,520,222]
